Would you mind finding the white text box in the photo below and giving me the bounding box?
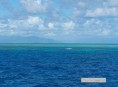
[81,78,106,83]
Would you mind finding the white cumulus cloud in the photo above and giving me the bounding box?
[27,16,43,25]
[48,23,54,29]
[62,21,75,30]
[86,7,118,17]
[21,0,48,13]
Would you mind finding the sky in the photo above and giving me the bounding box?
[0,0,118,43]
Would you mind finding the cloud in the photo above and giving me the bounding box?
[104,0,118,6]
[0,16,118,43]
[27,16,43,25]
[72,8,80,18]
[0,16,47,36]
[98,29,111,36]
[0,16,115,38]
[84,19,101,26]
[86,7,118,17]
[0,22,7,28]
[48,23,54,29]
[44,32,56,37]
[0,16,77,37]
[7,16,44,30]
[62,21,75,30]
[20,0,48,13]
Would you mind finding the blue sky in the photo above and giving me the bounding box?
[0,0,118,43]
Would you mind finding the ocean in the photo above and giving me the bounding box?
[0,44,118,87]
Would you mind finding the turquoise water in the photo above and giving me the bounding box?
[0,44,118,87]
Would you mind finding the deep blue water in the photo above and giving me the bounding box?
[0,44,118,87]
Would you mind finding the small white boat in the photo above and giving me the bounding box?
[65,48,72,50]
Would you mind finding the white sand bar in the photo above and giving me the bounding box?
[81,78,106,83]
